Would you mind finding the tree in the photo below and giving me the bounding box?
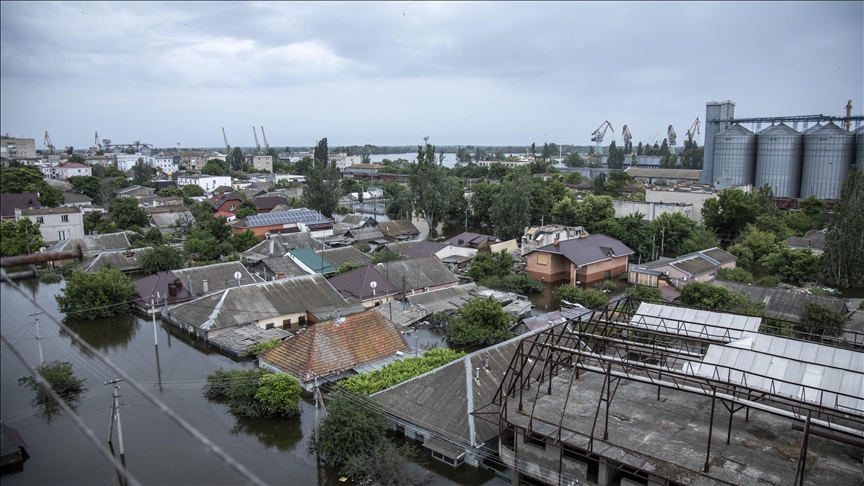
[467,250,516,281]
[228,229,259,252]
[312,387,389,467]
[553,285,609,309]
[759,245,819,284]
[679,139,703,170]
[181,184,205,198]
[717,267,755,284]
[408,144,453,230]
[70,176,103,205]
[679,225,719,254]
[702,188,758,241]
[624,285,663,303]
[313,137,329,164]
[1,218,46,256]
[18,360,87,421]
[678,281,767,316]
[604,171,633,197]
[254,373,303,417]
[204,368,301,418]
[593,213,651,262]
[370,249,402,264]
[606,141,625,169]
[799,301,846,338]
[487,161,507,180]
[445,297,512,346]
[56,266,137,320]
[202,158,231,176]
[592,172,607,195]
[649,212,697,256]
[235,199,258,219]
[302,161,342,217]
[0,165,43,193]
[140,245,184,273]
[564,152,585,167]
[473,147,487,162]
[491,168,532,241]
[455,147,472,163]
[132,158,156,185]
[821,164,864,288]
[109,196,149,230]
[469,180,501,227]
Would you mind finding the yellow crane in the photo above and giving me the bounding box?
[44,131,55,154]
[686,118,700,142]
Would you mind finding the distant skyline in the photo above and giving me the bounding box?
[1,1,862,151]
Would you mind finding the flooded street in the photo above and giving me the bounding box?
[0,279,503,485]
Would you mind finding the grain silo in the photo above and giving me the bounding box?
[712,124,757,186]
[755,123,803,198]
[856,125,864,168]
[800,122,855,199]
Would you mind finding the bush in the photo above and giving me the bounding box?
[353,243,371,253]
[625,285,663,303]
[247,338,282,356]
[554,285,609,309]
[717,267,754,284]
[140,245,184,274]
[445,297,513,346]
[799,301,846,337]
[477,274,543,294]
[602,280,617,292]
[55,266,136,320]
[312,387,389,467]
[756,276,781,287]
[203,368,301,418]
[18,360,87,421]
[37,269,62,283]
[340,348,466,395]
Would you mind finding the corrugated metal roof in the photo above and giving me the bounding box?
[712,281,847,321]
[269,233,320,251]
[51,232,130,254]
[345,227,386,243]
[628,302,762,342]
[172,261,259,295]
[259,310,409,383]
[317,247,371,268]
[377,256,458,291]
[687,333,864,415]
[378,219,420,237]
[624,168,702,180]
[76,247,151,273]
[379,240,421,255]
[672,255,718,276]
[328,265,398,301]
[401,241,446,259]
[701,248,737,265]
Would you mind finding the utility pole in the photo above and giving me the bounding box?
[151,297,158,347]
[29,311,44,365]
[652,234,656,261]
[660,227,666,257]
[106,379,126,458]
[313,374,319,445]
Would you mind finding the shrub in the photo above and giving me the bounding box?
[717,267,754,284]
[602,280,617,292]
[247,339,282,356]
[37,269,62,283]
[340,348,466,394]
[756,276,781,287]
[477,274,543,294]
[312,387,388,467]
[554,285,609,309]
[799,301,846,337]
[203,368,301,418]
[625,285,663,303]
[353,243,371,253]
[55,266,136,320]
[446,297,513,346]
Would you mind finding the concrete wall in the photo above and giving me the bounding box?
[614,200,693,222]
[502,429,589,486]
[645,190,718,223]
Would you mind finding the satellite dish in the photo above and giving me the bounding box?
[369,281,377,289]
[233,271,242,279]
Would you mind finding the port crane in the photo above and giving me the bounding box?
[667,125,677,147]
[591,120,614,154]
[686,118,700,143]
[622,125,632,148]
[253,126,261,155]
[44,132,55,154]
[260,126,270,152]
[222,127,230,155]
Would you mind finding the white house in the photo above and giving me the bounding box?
[53,162,92,180]
[149,153,180,174]
[176,175,232,194]
[116,153,144,172]
[15,206,84,244]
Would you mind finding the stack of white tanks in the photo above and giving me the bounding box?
[712,121,859,200]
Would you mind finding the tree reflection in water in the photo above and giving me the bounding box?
[62,313,140,352]
[230,415,303,452]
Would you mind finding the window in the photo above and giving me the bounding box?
[524,431,546,449]
[265,323,275,330]
[282,319,291,327]
[36,216,44,224]
[58,231,67,241]
[604,270,612,279]
[61,215,69,222]
[230,204,235,211]
[537,253,548,266]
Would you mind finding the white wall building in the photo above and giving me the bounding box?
[148,153,180,174]
[53,162,92,180]
[1,135,37,160]
[176,175,232,194]
[116,153,144,172]
[15,206,84,244]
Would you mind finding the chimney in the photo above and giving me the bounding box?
[202,279,208,293]
[553,237,559,246]
[168,282,177,298]
[484,355,490,368]
[277,272,285,280]
[475,367,480,380]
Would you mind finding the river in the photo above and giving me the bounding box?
[0,278,505,485]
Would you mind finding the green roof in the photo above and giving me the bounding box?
[288,248,335,274]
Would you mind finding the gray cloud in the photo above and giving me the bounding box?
[2,1,861,148]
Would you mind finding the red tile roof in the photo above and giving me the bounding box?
[259,310,409,383]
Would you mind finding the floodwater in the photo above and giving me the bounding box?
[0,278,505,486]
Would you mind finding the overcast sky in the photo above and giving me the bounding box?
[1,1,862,151]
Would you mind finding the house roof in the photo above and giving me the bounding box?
[400,241,446,259]
[373,332,530,448]
[378,240,420,255]
[1,192,41,218]
[132,270,194,309]
[60,192,93,204]
[317,246,372,268]
[172,261,260,296]
[345,227,386,243]
[269,233,320,251]
[19,206,80,215]
[443,232,497,247]
[242,238,291,259]
[148,208,193,228]
[328,265,398,302]
[712,280,847,321]
[212,193,243,210]
[340,214,377,227]
[168,274,348,332]
[377,256,458,292]
[250,256,308,279]
[51,232,130,254]
[377,219,420,237]
[671,255,719,276]
[786,230,827,251]
[208,325,291,358]
[75,247,151,273]
[253,196,289,212]
[531,234,634,266]
[259,309,409,383]
[520,308,585,332]
[56,162,89,169]
[288,248,336,274]
[245,209,322,228]
[699,247,737,265]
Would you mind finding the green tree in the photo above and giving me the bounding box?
[140,245,184,273]
[759,245,819,284]
[254,373,303,417]
[83,211,118,236]
[491,168,532,241]
[717,267,755,284]
[604,171,633,197]
[156,186,183,198]
[340,348,466,395]
[18,360,87,421]
[445,297,512,346]
[370,249,403,264]
[553,285,609,309]
[679,225,719,254]
[228,229,259,252]
[181,184,206,198]
[799,301,846,338]
[227,147,244,171]
[70,176,104,205]
[702,188,758,241]
[487,161,507,180]
[293,156,314,175]
[56,266,137,320]
[312,387,389,467]
[234,199,258,219]
[736,226,777,261]
[467,250,516,281]
[469,180,501,226]
[109,196,149,230]
[821,164,864,288]
[0,165,44,193]
[132,158,156,185]
[408,144,452,230]
[624,285,663,303]
[302,138,342,217]
[313,137,329,164]
[593,213,651,262]
[649,212,697,256]
[679,139,703,170]
[201,158,231,176]
[1,218,46,256]
[592,172,607,195]
[677,281,767,316]
[564,152,585,167]
[33,181,65,207]
[606,141,626,169]
[455,147,472,163]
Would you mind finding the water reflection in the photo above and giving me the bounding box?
[230,415,304,452]
[61,313,140,352]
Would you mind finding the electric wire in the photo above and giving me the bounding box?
[1,272,268,486]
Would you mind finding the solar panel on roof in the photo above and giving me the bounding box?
[246,209,321,227]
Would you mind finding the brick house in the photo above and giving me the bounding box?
[525,234,634,285]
